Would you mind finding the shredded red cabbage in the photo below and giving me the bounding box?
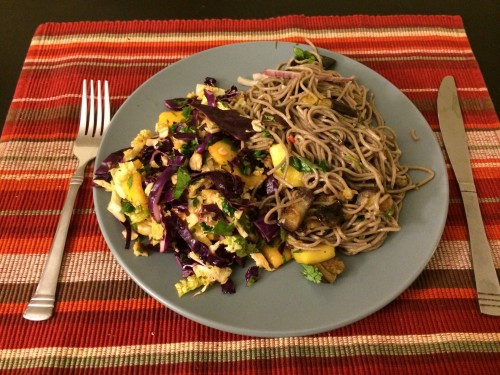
[148,166,177,222]
[245,266,260,286]
[254,212,280,243]
[221,278,236,294]
[190,102,255,141]
[94,149,125,183]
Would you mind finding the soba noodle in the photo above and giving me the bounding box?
[238,43,434,255]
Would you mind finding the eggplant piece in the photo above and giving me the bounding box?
[316,257,345,283]
[315,199,344,226]
[320,55,337,70]
[278,188,314,232]
[331,100,358,118]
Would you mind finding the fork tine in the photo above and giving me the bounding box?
[88,80,95,136]
[95,80,103,136]
[103,80,111,134]
[78,80,87,137]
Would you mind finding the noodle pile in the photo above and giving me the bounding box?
[239,44,434,255]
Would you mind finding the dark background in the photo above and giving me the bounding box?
[1,0,499,133]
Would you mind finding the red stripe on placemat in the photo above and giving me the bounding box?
[0,298,497,348]
[1,15,499,375]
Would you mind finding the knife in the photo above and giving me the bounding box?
[438,75,500,316]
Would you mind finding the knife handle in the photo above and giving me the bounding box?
[461,191,500,315]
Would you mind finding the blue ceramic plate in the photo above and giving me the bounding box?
[93,42,448,337]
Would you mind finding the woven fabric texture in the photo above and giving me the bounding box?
[0,15,499,374]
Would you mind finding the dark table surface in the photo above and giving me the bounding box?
[1,0,499,133]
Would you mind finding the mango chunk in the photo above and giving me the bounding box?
[262,245,288,269]
[124,171,148,208]
[208,140,237,165]
[156,111,185,133]
[292,243,335,265]
[269,144,304,187]
[235,171,266,189]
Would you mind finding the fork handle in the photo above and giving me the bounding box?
[23,163,87,321]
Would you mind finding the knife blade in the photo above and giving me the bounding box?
[437,75,500,316]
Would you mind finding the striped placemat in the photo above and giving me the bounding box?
[1,15,499,374]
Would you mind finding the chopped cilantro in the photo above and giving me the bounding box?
[179,140,198,156]
[213,220,235,236]
[173,98,189,107]
[221,199,235,217]
[200,222,212,233]
[289,156,330,173]
[173,167,191,199]
[239,158,252,176]
[201,220,235,236]
[222,235,261,257]
[344,154,368,172]
[301,264,323,284]
[260,130,271,138]
[293,47,317,63]
[137,164,151,175]
[235,237,260,258]
[120,200,135,214]
[126,175,134,188]
[280,227,288,242]
[182,106,192,121]
[317,160,330,172]
[251,150,267,159]
[179,124,196,134]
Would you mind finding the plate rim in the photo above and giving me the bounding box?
[93,41,449,337]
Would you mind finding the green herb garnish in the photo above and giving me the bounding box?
[182,106,192,121]
[200,220,235,236]
[221,199,235,217]
[293,47,317,63]
[213,220,236,236]
[289,156,330,173]
[260,130,271,138]
[126,175,134,188]
[344,154,368,172]
[173,167,191,199]
[239,158,253,176]
[120,200,135,214]
[280,227,288,242]
[301,264,323,284]
[179,140,198,156]
[251,150,267,159]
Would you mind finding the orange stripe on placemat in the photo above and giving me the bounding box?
[0,289,475,316]
[0,234,108,254]
[400,288,475,300]
[1,297,160,315]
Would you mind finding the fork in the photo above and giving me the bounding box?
[23,80,110,321]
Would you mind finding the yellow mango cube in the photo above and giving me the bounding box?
[156,111,185,133]
[124,170,148,209]
[262,245,285,269]
[208,140,238,165]
[292,243,335,265]
[269,144,304,187]
[235,171,266,190]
